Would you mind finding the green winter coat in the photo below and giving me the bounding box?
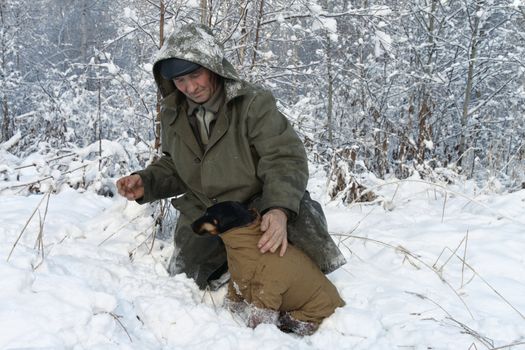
[136,23,346,288]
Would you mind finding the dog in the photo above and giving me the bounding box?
[192,201,344,335]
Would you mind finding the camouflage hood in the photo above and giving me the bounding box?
[153,23,242,99]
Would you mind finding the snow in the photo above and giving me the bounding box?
[375,30,393,57]
[0,131,21,151]
[100,62,120,75]
[1,170,525,349]
[311,17,338,43]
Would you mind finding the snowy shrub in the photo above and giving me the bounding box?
[0,137,154,197]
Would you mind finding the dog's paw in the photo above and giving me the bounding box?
[247,305,279,328]
[278,312,319,336]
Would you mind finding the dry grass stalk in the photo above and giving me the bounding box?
[489,341,525,350]
[32,191,52,270]
[148,227,157,255]
[406,292,493,348]
[103,312,132,343]
[350,178,523,225]
[446,316,494,348]
[441,246,525,321]
[335,233,474,319]
[433,235,466,273]
[128,228,155,262]
[423,235,523,321]
[7,192,51,262]
[390,183,400,202]
[201,286,218,310]
[441,191,448,223]
[349,232,525,321]
[98,215,142,246]
[461,229,469,288]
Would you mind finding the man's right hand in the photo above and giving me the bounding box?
[116,174,144,201]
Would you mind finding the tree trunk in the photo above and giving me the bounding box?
[326,33,334,146]
[416,96,431,163]
[200,0,208,25]
[458,0,483,167]
[250,0,265,70]
[97,66,102,171]
[237,2,248,65]
[154,0,165,155]
[1,94,9,143]
[0,1,11,142]
[80,0,88,62]
[416,0,437,164]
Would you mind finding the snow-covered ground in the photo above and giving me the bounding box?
[1,167,524,349]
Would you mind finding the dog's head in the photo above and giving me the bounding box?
[191,201,257,236]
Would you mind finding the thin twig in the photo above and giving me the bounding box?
[13,153,76,170]
[3,175,55,190]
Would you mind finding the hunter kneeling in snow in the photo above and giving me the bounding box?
[192,201,345,335]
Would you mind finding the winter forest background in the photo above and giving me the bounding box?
[2,0,524,200]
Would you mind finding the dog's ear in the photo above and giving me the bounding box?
[212,201,255,232]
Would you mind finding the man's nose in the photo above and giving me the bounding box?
[186,80,197,93]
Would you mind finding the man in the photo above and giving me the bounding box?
[117,23,346,289]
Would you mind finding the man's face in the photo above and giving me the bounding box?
[173,67,217,104]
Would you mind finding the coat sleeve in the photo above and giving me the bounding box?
[133,154,187,204]
[246,90,308,216]
[133,98,188,204]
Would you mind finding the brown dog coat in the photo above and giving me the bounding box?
[219,218,344,331]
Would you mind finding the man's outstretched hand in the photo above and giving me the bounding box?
[116,174,144,201]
